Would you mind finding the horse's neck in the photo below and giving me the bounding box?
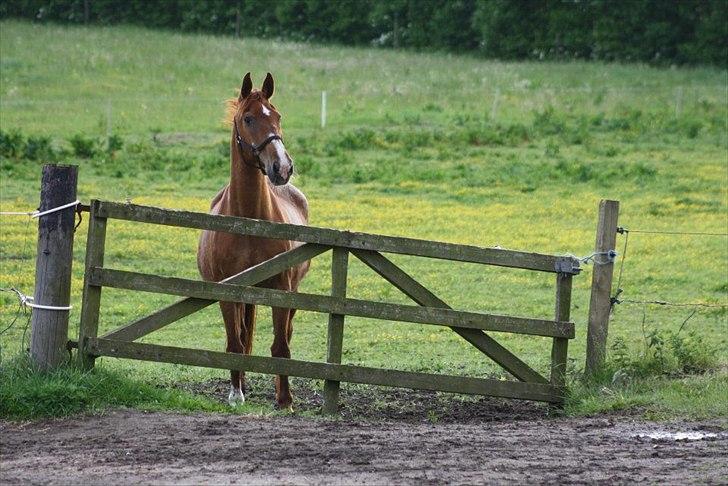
[226,140,276,219]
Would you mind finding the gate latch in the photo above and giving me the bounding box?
[555,256,581,274]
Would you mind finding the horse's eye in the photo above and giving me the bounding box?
[244,115,253,126]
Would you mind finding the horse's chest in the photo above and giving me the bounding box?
[206,233,288,275]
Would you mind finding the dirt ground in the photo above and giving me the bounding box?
[2,380,727,484]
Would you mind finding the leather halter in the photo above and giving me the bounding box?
[233,118,283,175]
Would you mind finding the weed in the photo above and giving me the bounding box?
[107,134,124,153]
[532,106,566,136]
[403,113,422,125]
[669,329,718,374]
[545,139,560,157]
[608,326,718,381]
[423,103,443,113]
[426,409,440,423]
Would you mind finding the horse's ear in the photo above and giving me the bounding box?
[240,72,252,100]
[261,72,274,99]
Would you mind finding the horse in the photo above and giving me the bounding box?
[197,72,310,410]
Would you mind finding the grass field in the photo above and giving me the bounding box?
[1,21,726,420]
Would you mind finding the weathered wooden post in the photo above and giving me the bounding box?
[323,247,348,414]
[29,164,78,370]
[550,272,572,392]
[586,199,619,376]
[78,200,107,370]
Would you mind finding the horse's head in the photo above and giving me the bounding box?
[234,72,293,186]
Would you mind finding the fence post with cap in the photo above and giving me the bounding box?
[29,164,79,370]
[586,199,619,376]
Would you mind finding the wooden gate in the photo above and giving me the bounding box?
[76,200,580,411]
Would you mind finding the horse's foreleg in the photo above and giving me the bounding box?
[271,306,293,409]
[221,301,245,406]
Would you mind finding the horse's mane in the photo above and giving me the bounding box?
[224,98,238,126]
[224,91,265,126]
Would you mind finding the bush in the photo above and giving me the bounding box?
[24,135,56,161]
[68,134,98,158]
[0,129,25,158]
[335,128,378,150]
[2,0,724,66]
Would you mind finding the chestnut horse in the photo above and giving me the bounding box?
[197,73,310,409]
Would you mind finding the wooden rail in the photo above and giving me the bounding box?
[90,267,574,339]
[96,201,580,274]
[87,338,563,403]
[99,243,329,342]
[78,200,580,410]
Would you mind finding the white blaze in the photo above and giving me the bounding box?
[271,138,288,167]
[261,105,271,116]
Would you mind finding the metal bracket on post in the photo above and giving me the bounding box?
[555,256,581,275]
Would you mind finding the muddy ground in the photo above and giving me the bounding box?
[2,379,727,484]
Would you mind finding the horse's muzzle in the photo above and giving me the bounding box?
[269,162,293,186]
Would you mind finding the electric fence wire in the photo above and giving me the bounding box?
[0,290,32,364]
[1,206,37,361]
[610,226,728,311]
[1,201,80,313]
[624,229,728,237]
[619,299,727,309]
[0,218,31,363]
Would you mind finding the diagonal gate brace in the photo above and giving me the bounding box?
[100,243,330,342]
[350,249,548,384]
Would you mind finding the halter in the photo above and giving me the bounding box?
[233,118,284,175]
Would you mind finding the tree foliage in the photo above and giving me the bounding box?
[1,0,725,66]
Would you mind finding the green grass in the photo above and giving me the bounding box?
[0,355,242,420]
[567,371,728,420]
[1,20,727,421]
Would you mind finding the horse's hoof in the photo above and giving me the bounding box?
[276,402,294,413]
[228,387,245,406]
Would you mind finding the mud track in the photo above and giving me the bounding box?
[2,380,727,484]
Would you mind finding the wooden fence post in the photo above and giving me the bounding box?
[78,200,107,369]
[550,272,572,393]
[586,199,619,376]
[323,247,348,414]
[29,164,78,370]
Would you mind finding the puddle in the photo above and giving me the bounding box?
[633,431,721,441]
